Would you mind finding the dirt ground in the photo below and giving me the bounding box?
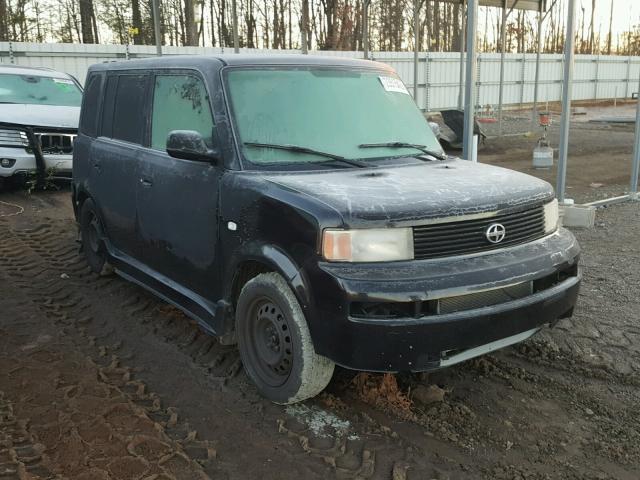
[476,104,637,204]
[1,125,639,479]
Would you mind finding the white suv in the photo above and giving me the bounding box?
[0,65,82,187]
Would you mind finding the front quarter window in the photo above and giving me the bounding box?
[0,73,82,106]
[225,67,443,168]
[151,74,215,151]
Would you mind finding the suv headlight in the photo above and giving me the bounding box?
[322,228,414,262]
[544,199,559,234]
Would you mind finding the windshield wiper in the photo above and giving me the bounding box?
[244,142,368,168]
[358,142,447,161]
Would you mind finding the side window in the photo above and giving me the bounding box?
[100,75,117,138]
[79,73,103,137]
[151,74,215,151]
[112,74,146,144]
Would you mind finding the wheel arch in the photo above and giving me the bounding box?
[226,244,311,315]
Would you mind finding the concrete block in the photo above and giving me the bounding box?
[560,204,596,228]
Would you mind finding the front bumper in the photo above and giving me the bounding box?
[305,227,581,372]
[0,146,72,178]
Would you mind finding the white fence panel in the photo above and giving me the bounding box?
[1,42,638,112]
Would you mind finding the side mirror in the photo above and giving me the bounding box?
[166,130,219,163]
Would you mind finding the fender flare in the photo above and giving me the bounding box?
[226,242,312,313]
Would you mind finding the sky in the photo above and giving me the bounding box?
[590,0,640,36]
[475,0,640,51]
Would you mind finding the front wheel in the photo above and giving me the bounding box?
[236,272,334,404]
[79,198,113,276]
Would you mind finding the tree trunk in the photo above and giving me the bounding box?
[79,0,96,43]
[132,0,143,44]
[0,0,9,41]
[184,0,198,45]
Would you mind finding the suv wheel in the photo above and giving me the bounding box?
[79,198,113,276]
[236,272,334,404]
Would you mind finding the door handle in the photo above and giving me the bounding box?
[93,162,102,173]
[139,178,153,188]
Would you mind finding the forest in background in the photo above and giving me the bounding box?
[1,0,640,55]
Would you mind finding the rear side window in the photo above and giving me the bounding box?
[151,74,215,151]
[100,76,117,138]
[112,74,146,144]
[79,72,103,137]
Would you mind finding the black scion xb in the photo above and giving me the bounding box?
[72,55,581,403]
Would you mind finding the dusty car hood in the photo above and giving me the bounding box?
[264,159,555,226]
[0,104,79,129]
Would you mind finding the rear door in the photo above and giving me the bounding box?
[89,72,148,257]
[136,71,220,297]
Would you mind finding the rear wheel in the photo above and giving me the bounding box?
[236,272,334,404]
[79,198,113,276]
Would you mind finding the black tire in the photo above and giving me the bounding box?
[236,272,334,404]
[79,198,113,276]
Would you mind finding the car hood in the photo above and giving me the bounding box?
[263,159,555,227]
[0,104,79,129]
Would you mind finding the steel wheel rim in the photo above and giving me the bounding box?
[246,297,293,387]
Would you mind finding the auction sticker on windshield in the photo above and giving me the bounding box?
[379,76,409,95]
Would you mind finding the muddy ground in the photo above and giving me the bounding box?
[477,106,637,204]
[1,126,639,479]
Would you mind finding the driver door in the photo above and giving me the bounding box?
[135,72,220,298]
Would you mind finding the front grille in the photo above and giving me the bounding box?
[33,132,76,155]
[413,205,546,260]
[0,128,28,147]
[349,265,578,320]
[438,282,532,314]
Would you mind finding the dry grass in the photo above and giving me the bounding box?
[352,373,415,420]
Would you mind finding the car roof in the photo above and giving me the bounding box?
[0,64,73,79]
[88,54,395,74]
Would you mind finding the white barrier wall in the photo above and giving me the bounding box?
[1,42,639,112]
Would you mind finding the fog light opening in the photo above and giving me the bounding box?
[0,158,16,168]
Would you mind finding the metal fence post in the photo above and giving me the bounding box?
[593,56,599,100]
[520,51,526,108]
[631,73,640,196]
[151,0,162,56]
[476,55,482,112]
[532,1,544,128]
[457,0,467,110]
[8,41,14,64]
[625,56,632,97]
[497,0,507,136]
[413,0,420,101]
[556,0,577,203]
[462,0,478,160]
[424,52,431,112]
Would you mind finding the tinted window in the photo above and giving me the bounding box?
[80,73,103,137]
[112,74,146,144]
[151,74,214,151]
[100,75,117,138]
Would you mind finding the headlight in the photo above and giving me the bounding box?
[544,199,559,234]
[322,228,414,262]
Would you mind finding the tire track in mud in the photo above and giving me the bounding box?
[0,218,442,480]
[3,211,640,479]
[0,224,217,479]
[0,392,52,479]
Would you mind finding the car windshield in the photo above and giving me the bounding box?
[0,73,82,107]
[225,67,443,168]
